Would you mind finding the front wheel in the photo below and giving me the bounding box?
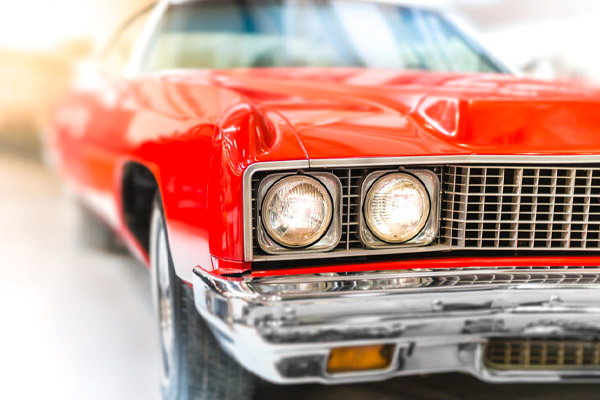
[149,197,257,400]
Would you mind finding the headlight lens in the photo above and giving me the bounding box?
[364,173,430,243]
[261,175,333,248]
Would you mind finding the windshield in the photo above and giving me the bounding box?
[142,0,505,73]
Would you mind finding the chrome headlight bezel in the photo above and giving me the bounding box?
[364,172,430,243]
[256,172,342,254]
[261,175,333,248]
[359,169,439,248]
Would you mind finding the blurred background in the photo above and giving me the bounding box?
[3,0,600,399]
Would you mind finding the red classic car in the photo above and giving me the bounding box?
[48,0,600,399]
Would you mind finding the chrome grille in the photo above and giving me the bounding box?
[250,163,600,261]
[442,166,600,250]
[335,168,365,251]
[485,338,600,370]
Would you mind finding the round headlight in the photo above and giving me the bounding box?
[364,173,430,243]
[261,175,333,248]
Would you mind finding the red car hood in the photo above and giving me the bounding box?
[207,68,600,159]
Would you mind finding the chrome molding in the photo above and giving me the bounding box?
[309,155,600,169]
[193,266,600,384]
[248,266,600,296]
[243,156,600,261]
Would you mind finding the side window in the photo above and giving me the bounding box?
[102,8,152,80]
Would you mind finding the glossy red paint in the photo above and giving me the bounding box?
[201,255,600,278]
[49,68,600,282]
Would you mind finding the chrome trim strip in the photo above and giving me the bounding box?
[193,266,600,384]
[244,156,600,261]
[309,155,600,169]
[249,267,600,296]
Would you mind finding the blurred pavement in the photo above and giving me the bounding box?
[0,155,160,400]
[2,154,600,400]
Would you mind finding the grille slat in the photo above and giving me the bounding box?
[582,169,593,247]
[345,168,352,251]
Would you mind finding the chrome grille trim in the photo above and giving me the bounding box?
[243,157,600,262]
[309,155,600,168]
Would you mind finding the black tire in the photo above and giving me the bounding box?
[150,197,257,400]
[76,200,125,253]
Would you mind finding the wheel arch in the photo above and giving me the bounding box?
[121,161,159,254]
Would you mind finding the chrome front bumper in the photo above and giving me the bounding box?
[192,267,600,384]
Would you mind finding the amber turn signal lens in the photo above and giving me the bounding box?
[327,344,395,374]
